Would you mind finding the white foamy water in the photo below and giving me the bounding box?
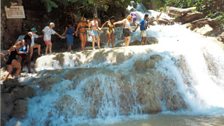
[6,11,224,126]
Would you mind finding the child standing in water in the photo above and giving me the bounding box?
[63,22,75,51]
[42,22,64,54]
[101,16,116,48]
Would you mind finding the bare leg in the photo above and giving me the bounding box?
[92,36,96,50]
[30,47,34,59]
[45,45,49,55]
[49,42,52,54]
[5,65,13,80]
[107,33,111,47]
[80,34,84,50]
[12,60,21,77]
[97,35,100,49]
[83,34,87,49]
[125,36,131,46]
[111,33,115,48]
[68,45,72,52]
[141,37,146,45]
[33,44,41,56]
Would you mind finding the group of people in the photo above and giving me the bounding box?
[1,13,152,80]
[64,13,152,51]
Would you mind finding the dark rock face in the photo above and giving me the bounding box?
[1,79,35,126]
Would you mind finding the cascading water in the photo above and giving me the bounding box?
[6,7,224,126]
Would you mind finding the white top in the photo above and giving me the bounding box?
[31,33,39,47]
[42,26,56,41]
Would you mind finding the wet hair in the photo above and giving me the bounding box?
[127,15,132,20]
[144,14,149,19]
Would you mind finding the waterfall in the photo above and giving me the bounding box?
[6,9,224,126]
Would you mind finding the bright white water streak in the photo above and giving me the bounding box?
[8,24,224,126]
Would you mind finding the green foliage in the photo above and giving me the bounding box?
[41,0,58,12]
[40,0,141,12]
[165,0,224,28]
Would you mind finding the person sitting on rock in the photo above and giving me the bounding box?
[4,41,23,80]
[18,38,31,73]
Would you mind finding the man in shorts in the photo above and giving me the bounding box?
[134,14,150,45]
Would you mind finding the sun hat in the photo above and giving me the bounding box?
[31,27,37,32]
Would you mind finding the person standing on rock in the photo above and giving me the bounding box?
[42,22,64,54]
[101,16,116,48]
[89,16,101,50]
[62,22,75,52]
[114,15,133,46]
[28,28,42,58]
[75,17,88,51]
[133,14,150,45]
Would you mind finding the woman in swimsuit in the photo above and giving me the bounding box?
[114,15,132,46]
[75,17,88,50]
[101,16,115,48]
[89,16,101,50]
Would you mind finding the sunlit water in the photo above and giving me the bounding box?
[6,10,224,126]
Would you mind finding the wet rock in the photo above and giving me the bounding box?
[38,75,63,91]
[1,94,14,125]
[115,52,132,64]
[11,86,35,99]
[12,99,27,118]
[1,78,35,125]
[131,37,158,46]
[53,53,65,67]
[136,73,163,113]
[130,40,141,46]
[134,55,163,72]
[146,37,159,44]
[54,95,82,118]
[1,79,21,93]
[134,60,146,72]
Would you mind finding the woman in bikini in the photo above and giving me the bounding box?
[101,16,115,48]
[75,17,88,50]
[114,15,132,46]
[89,16,101,50]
